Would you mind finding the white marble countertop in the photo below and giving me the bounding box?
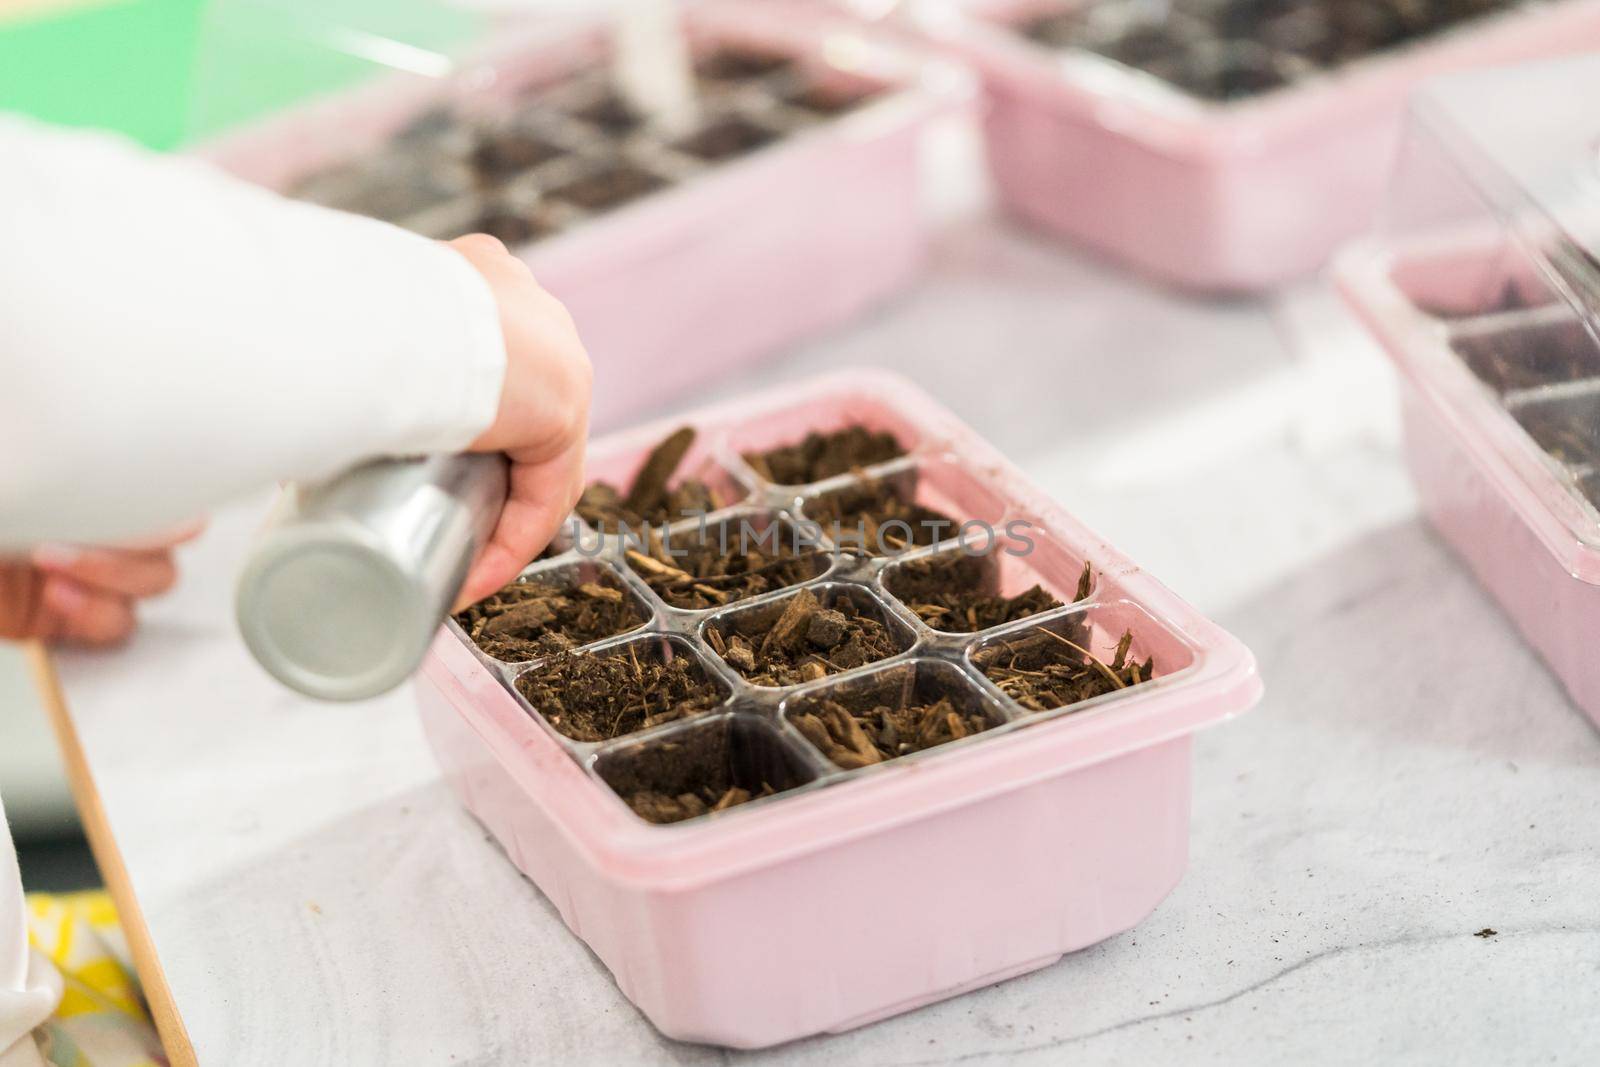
[48,222,1600,1065]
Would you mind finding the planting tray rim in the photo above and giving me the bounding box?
[423,367,1262,891]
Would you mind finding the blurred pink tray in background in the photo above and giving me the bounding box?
[201,4,973,429]
[415,369,1262,1048]
[1339,237,1600,727]
[906,0,1600,293]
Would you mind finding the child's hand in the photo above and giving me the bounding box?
[0,524,202,646]
[447,235,592,610]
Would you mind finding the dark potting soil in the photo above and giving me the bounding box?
[974,626,1153,713]
[515,642,726,742]
[1020,0,1520,100]
[1452,319,1600,395]
[705,587,901,687]
[888,555,1089,634]
[624,523,823,611]
[672,116,778,162]
[743,425,906,485]
[546,161,669,212]
[696,47,795,84]
[804,479,957,556]
[602,721,806,824]
[455,572,645,662]
[577,427,729,533]
[469,128,566,180]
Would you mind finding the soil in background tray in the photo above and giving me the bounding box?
[783,81,879,116]
[973,626,1152,713]
[570,91,646,135]
[696,47,795,84]
[578,427,731,533]
[624,522,823,611]
[672,116,779,162]
[469,127,566,181]
[1020,0,1519,98]
[889,555,1088,634]
[707,587,901,687]
[515,642,726,742]
[1452,319,1600,395]
[453,206,551,246]
[1513,398,1600,471]
[455,572,645,662]
[791,686,994,770]
[804,478,957,555]
[546,161,669,212]
[744,424,906,485]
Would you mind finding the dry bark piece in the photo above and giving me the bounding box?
[744,426,906,485]
[793,692,993,769]
[890,557,1089,633]
[975,627,1154,713]
[455,573,645,661]
[515,645,724,742]
[713,590,900,687]
[578,427,727,532]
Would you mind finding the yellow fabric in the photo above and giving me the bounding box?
[23,894,164,1067]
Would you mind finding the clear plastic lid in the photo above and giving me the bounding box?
[1359,54,1600,572]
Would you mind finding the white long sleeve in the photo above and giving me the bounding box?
[0,114,507,549]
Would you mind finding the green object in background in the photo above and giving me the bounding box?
[0,0,484,150]
[0,0,206,150]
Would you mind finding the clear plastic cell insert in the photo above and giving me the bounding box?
[1341,54,1600,563]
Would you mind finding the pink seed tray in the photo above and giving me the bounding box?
[1338,238,1600,727]
[198,4,973,430]
[904,0,1600,293]
[414,368,1262,1048]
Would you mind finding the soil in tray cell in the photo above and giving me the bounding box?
[743,424,907,485]
[545,161,669,212]
[449,207,552,246]
[974,624,1153,714]
[515,639,728,742]
[569,92,647,135]
[1513,394,1600,473]
[782,80,879,117]
[468,127,566,182]
[787,663,999,770]
[887,554,1088,634]
[624,516,826,611]
[804,477,957,556]
[695,47,795,85]
[578,427,736,533]
[455,568,646,662]
[598,717,812,824]
[672,116,779,162]
[1452,319,1600,395]
[706,586,905,688]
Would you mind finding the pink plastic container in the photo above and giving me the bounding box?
[908,0,1600,293]
[1337,56,1600,726]
[414,369,1261,1047]
[200,5,972,429]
